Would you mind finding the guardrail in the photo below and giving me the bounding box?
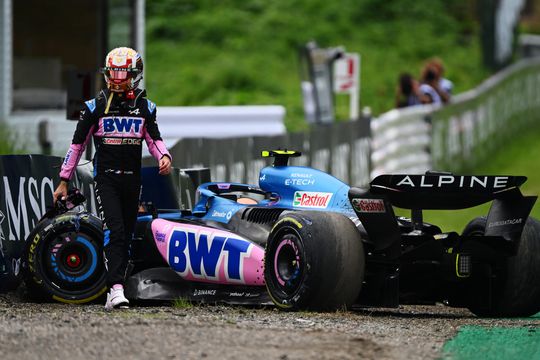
[147,119,372,187]
[370,57,540,177]
[158,58,540,187]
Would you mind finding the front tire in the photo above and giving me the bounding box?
[23,212,107,304]
[463,216,540,317]
[264,211,364,311]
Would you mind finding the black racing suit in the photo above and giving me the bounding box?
[60,88,171,287]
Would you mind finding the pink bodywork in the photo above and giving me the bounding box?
[151,218,265,286]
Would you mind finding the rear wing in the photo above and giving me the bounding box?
[349,174,537,252]
[369,174,527,209]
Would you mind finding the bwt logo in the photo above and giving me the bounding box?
[102,117,143,134]
[168,229,252,283]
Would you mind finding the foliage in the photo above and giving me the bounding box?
[172,297,193,309]
[0,122,25,155]
[399,123,540,232]
[145,0,489,131]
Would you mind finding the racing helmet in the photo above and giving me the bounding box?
[102,47,143,92]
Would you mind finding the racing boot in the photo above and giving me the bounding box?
[105,284,129,310]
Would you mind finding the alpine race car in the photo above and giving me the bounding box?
[23,150,540,317]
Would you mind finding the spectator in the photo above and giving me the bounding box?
[429,57,453,100]
[395,73,422,108]
[420,63,444,105]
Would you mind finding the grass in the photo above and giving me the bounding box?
[172,297,193,309]
[397,123,540,232]
[143,0,538,228]
[145,0,489,132]
[0,122,26,155]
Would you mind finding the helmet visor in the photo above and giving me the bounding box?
[109,70,128,80]
[103,67,139,80]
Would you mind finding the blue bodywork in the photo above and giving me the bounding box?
[139,164,357,224]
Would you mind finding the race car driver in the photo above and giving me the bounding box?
[53,47,172,310]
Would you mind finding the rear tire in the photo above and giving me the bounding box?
[264,211,364,311]
[23,212,107,304]
[463,216,540,317]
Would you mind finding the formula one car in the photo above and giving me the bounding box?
[23,150,540,317]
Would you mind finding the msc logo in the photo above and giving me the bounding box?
[168,229,252,283]
[102,117,143,134]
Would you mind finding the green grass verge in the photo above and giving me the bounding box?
[395,123,540,232]
[442,325,540,360]
[145,0,489,131]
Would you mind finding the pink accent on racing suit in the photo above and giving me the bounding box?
[59,125,95,181]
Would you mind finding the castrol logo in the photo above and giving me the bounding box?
[352,198,385,213]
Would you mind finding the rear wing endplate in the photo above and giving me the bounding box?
[348,174,537,252]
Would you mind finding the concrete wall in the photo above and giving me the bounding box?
[0,0,12,119]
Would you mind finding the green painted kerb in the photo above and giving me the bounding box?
[442,324,540,360]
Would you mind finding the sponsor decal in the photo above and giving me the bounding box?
[85,99,96,113]
[259,174,266,182]
[212,210,227,218]
[284,178,315,186]
[193,289,217,296]
[292,191,332,209]
[290,173,312,178]
[128,108,140,115]
[27,234,40,273]
[351,198,386,213]
[168,228,252,283]
[102,117,143,134]
[488,218,523,228]
[217,183,231,190]
[271,217,303,233]
[3,176,55,241]
[155,231,166,243]
[63,149,73,166]
[395,175,510,189]
[103,138,142,145]
[103,138,121,145]
[229,292,259,298]
[210,208,233,221]
[147,99,156,113]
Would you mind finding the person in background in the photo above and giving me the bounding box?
[419,62,444,105]
[429,57,453,101]
[53,47,172,310]
[395,73,423,108]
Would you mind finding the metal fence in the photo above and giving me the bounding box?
[147,119,372,187]
[431,58,540,172]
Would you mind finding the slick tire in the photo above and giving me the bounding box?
[463,216,540,317]
[264,211,364,311]
[23,212,107,304]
